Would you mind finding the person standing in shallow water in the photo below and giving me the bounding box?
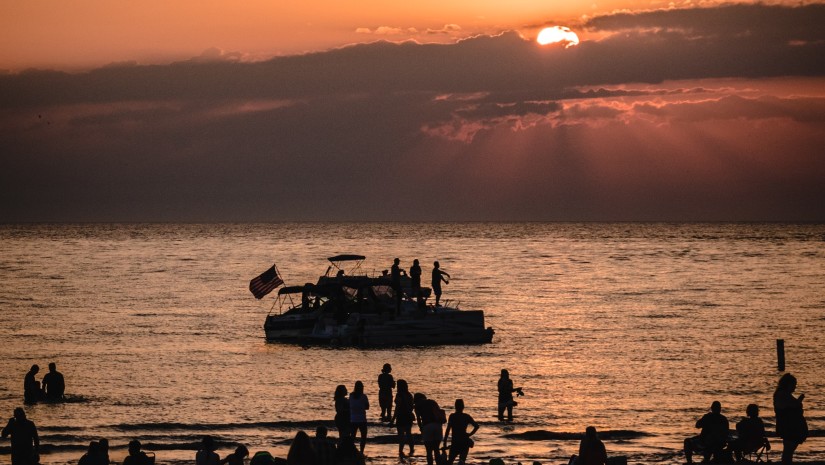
[42,362,65,401]
[2,407,40,465]
[773,373,807,465]
[349,381,370,453]
[443,399,479,465]
[497,369,522,422]
[334,385,351,440]
[431,261,450,307]
[390,379,415,459]
[378,363,395,422]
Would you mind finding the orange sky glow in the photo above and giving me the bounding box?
[0,0,784,71]
[1,0,824,222]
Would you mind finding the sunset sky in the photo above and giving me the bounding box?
[1,0,824,221]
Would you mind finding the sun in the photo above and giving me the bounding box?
[537,26,580,47]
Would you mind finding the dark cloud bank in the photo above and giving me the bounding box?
[1,3,824,222]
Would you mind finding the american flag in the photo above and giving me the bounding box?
[249,264,284,299]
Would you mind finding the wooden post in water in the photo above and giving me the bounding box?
[777,339,785,371]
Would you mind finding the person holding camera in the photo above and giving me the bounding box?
[497,369,523,422]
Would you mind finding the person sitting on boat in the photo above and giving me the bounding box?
[42,362,65,401]
[729,404,769,462]
[431,261,450,307]
[684,401,730,464]
[391,258,407,314]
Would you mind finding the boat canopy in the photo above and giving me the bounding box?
[327,254,366,262]
[278,285,310,295]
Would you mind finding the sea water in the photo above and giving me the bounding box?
[0,223,823,465]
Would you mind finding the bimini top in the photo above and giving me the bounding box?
[327,254,366,262]
[278,285,311,295]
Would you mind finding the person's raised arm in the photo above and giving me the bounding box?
[1,419,11,438]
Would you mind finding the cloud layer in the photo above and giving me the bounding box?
[1,4,824,221]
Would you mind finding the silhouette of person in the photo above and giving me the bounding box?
[410,259,423,308]
[390,379,415,459]
[730,404,769,462]
[571,426,607,465]
[42,362,65,401]
[497,369,523,422]
[79,441,104,465]
[431,261,450,307]
[773,373,807,465]
[348,381,370,453]
[287,431,316,465]
[334,385,351,440]
[311,426,337,465]
[196,435,221,465]
[334,437,364,465]
[2,407,39,465]
[98,438,111,465]
[219,445,249,465]
[23,365,42,404]
[684,401,729,464]
[391,258,407,314]
[414,393,444,465]
[378,363,396,422]
[123,440,153,465]
[443,399,479,465]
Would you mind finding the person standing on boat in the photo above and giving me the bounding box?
[431,261,450,307]
[773,373,807,465]
[497,369,523,422]
[391,258,407,315]
[42,362,65,401]
[349,381,370,453]
[378,363,396,422]
[410,259,423,308]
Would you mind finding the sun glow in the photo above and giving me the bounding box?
[537,26,579,47]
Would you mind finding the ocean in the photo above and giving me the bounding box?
[0,223,823,465]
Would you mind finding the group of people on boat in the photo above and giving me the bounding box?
[23,363,64,404]
[388,258,451,310]
[683,373,808,465]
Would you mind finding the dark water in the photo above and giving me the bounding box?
[1,223,823,465]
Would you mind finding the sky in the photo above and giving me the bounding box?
[1,1,824,222]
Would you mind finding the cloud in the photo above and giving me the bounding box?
[1,4,824,221]
[356,26,419,35]
[426,24,462,35]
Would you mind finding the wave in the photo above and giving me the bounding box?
[504,429,653,441]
